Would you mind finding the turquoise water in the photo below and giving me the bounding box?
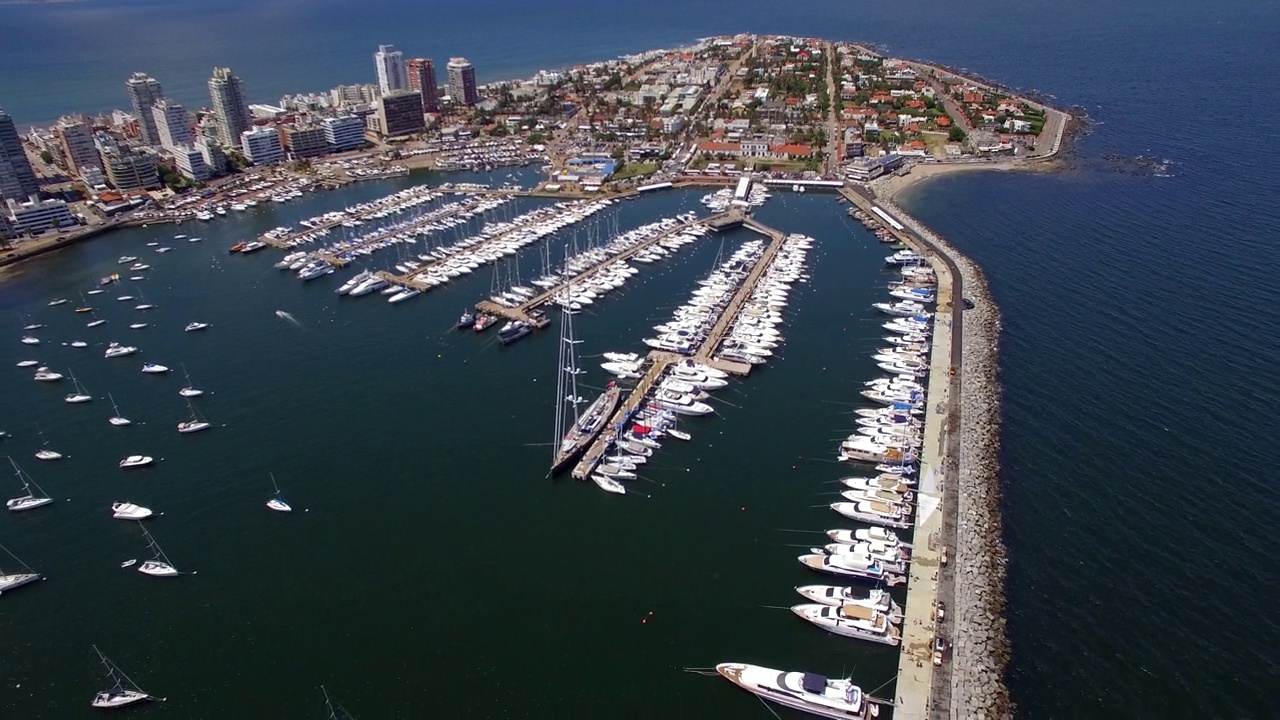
[2,0,1279,716]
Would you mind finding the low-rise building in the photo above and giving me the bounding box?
[376,91,425,138]
[5,195,78,235]
[97,138,160,191]
[171,144,211,182]
[240,127,285,166]
[845,152,903,182]
[320,116,366,152]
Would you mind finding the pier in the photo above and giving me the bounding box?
[258,185,445,248]
[569,216,787,480]
[841,184,964,719]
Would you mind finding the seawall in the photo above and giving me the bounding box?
[877,194,1011,718]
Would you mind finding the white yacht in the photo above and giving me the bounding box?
[111,502,153,520]
[831,501,912,529]
[118,455,153,469]
[33,366,64,382]
[16,359,39,367]
[136,526,179,577]
[791,603,902,645]
[90,646,157,709]
[184,322,210,332]
[267,473,292,512]
[104,343,138,358]
[140,363,169,374]
[64,370,92,403]
[20,336,39,345]
[177,398,210,433]
[799,551,899,583]
[0,544,41,595]
[652,390,714,416]
[591,474,626,495]
[715,663,879,720]
[794,585,904,621]
[108,393,132,426]
[70,340,88,348]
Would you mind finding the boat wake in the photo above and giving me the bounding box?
[275,310,301,327]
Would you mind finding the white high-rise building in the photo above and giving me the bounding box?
[125,72,164,145]
[151,99,192,152]
[321,116,366,152]
[240,127,284,166]
[374,44,407,96]
[171,145,210,182]
[208,67,251,149]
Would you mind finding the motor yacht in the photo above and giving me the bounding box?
[184,322,210,332]
[140,363,169,374]
[104,343,137,358]
[794,585,904,620]
[791,603,901,645]
[715,663,879,720]
[119,455,153,469]
[111,502,153,519]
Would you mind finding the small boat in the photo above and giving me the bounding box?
[22,322,44,331]
[20,336,39,345]
[184,321,210,332]
[111,501,153,519]
[473,314,497,332]
[48,299,68,306]
[119,559,137,568]
[34,429,62,460]
[266,473,292,513]
[33,367,64,382]
[16,359,39,367]
[129,323,148,330]
[154,247,171,253]
[178,363,203,397]
[497,320,531,345]
[665,428,692,441]
[177,398,211,434]
[456,309,476,329]
[134,292,155,310]
[108,393,132,426]
[136,525,180,577]
[6,459,53,512]
[591,474,626,494]
[229,241,248,253]
[715,663,880,720]
[140,363,169,374]
[0,543,42,595]
[103,343,137,358]
[117,256,138,264]
[64,369,92,403]
[118,455,153,469]
[116,295,135,302]
[70,340,88,348]
[90,645,160,709]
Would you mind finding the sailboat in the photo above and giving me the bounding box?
[178,363,203,397]
[136,524,180,577]
[7,457,53,512]
[133,291,155,311]
[550,276,622,476]
[90,645,160,708]
[64,369,92,403]
[266,473,292,512]
[108,393,132,426]
[34,428,63,460]
[0,543,42,595]
[85,301,107,328]
[321,685,358,720]
[177,398,210,433]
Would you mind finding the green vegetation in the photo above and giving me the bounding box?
[948,126,967,142]
[39,150,53,164]
[525,132,547,145]
[612,162,658,181]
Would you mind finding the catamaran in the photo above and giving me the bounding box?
[267,473,292,512]
[0,543,42,595]
[90,645,160,708]
[136,525,179,577]
[108,393,132,426]
[64,369,92,403]
[7,458,53,512]
[177,398,210,434]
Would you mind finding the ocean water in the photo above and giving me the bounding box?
[2,0,1279,717]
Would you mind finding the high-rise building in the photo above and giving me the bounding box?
[125,72,164,145]
[170,145,211,183]
[240,127,284,166]
[54,116,102,177]
[374,45,407,96]
[0,108,39,202]
[151,99,192,152]
[208,67,251,150]
[376,91,425,138]
[447,57,479,106]
[282,125,328,160]
[320,116,366,152]
[196,137,228,176]
[406,58,440,112]
[96,136,159,191]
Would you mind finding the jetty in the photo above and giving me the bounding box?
[569,216,787,480]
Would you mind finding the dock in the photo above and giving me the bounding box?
[259,185,445,248]
[569,216,787,480]
[474,212,734,328]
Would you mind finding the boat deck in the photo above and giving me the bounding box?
[259,186,455,248]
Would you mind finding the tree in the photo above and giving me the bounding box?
[947,126,967,142]
[39,150,52,164]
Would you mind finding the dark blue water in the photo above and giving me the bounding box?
[2,0,1279,717]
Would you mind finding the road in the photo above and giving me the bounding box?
[822,41,840,177]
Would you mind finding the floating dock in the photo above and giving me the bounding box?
[569,216,787,480]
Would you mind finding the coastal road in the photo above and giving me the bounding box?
[823,41,840,177]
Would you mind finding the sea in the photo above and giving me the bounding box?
[1,0,1277,718]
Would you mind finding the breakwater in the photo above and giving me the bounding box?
[878,195,1011,718]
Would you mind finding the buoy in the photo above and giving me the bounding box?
[740,506,746,511]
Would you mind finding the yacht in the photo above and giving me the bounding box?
[108,394,132,426]
[831,501,913,529]
[104,343,138,358]
[828,527,910,547]
[497,320,531,345]
[20,336,39,345]
[715,663,879,720]
[48,298,68,306]
[118,455,153,469]
[16,359,39,367]
[177,398,210,434]
[6,460,53,512]
[33,368,64,381]
[652,390,714,416]
[64,370,92,403]
[794,585,904,620]
[136,525,179,577]
[71,340,88,348]
[0,545,41,595]
[388,287,421,303]
[90,646,157,710]
[140,363,170,374]
[111,502,153,519]
[184,322,210,332]
[591,474,626,495]
[336,270,373,295]
[117,256,138,264]
[129,323,148,330]
[791,603,902,645]
[799,551,898,582]
[86,317,107,328]
[456,309,475,329]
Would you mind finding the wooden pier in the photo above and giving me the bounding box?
[568,216,789,480]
